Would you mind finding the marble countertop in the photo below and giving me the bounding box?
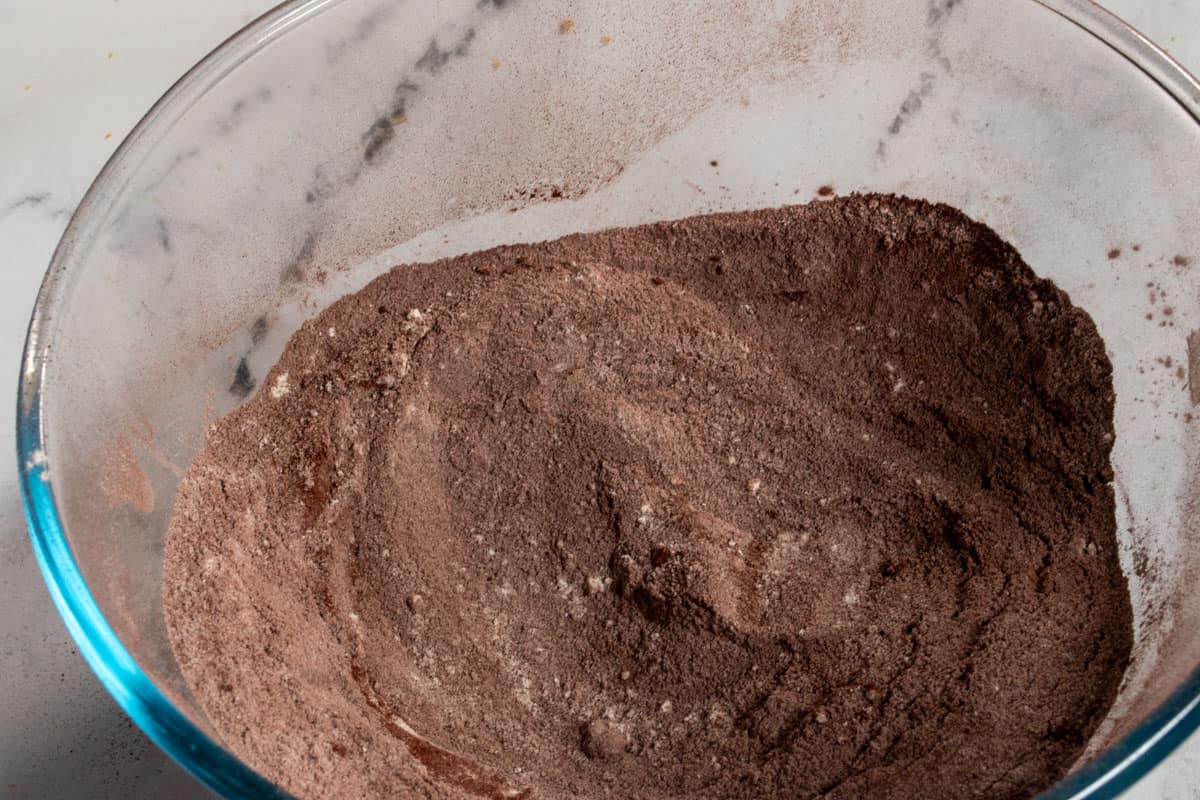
[2,1,1200,798]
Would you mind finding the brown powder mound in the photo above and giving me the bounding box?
[163,195,1132,800]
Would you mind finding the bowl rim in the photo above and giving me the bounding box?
[15,1,1200,797]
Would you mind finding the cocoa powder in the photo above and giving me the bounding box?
[163,195,1132,799]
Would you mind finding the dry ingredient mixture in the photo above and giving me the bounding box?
[164,196,1132,800]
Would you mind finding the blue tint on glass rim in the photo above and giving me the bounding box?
[18,397,294,799]
[15,0,1200,797]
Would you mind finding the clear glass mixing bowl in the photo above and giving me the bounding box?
[18,0,1200,797]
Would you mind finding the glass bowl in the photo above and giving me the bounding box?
[18,0,1200,797]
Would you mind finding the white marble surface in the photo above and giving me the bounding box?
[2,1,1200,798]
